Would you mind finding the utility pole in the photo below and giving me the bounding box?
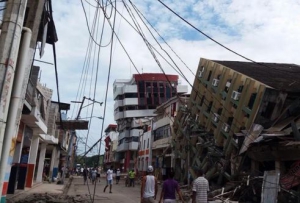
[61,97,85,184]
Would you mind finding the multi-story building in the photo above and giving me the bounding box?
[104,124,118,169]
[113,73,188,172]
[173,58,300,184]
[151,95,189,181]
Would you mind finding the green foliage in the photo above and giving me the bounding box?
[75,155,104,168]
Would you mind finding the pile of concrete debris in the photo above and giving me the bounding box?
[12,193,92,203]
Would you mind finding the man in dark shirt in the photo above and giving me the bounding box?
[159,171,184,203]
[83,167,88,185]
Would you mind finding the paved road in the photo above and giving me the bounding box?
[68,176,154,203]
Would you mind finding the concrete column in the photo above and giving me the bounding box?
[12,143,22,163]
[55,150,60,179]
[36,143,46,183]
[49,147,57,181]
[26,134,39,187]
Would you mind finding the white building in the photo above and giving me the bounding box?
[113,73,187,172]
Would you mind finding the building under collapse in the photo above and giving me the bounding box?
[173,58,300,202]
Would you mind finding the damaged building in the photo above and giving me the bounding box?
[173,58,300,202]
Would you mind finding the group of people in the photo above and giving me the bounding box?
[81,164,209,203]
[140,166,209,203]
[82,167,101,185]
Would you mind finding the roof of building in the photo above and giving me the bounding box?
[212,60,300,93]
[105,124,117,133]
[154,94,190,114]
[133,73,178,82]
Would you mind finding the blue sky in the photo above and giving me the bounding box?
[34,0,300,156]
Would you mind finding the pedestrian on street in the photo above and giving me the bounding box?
[159,171,184,203]
[192,169,209,203]
[83,167,88,185]
[129,168,136,187]
[103,166,114,193]
[141,165,158,203]
[116,168,121,184]
[97,167,101,182]
[92,168,97,184]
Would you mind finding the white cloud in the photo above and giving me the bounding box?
[36,0,300,156]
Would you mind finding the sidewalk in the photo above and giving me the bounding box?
[6,180,65,202]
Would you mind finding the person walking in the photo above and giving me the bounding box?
[103,166,114,193]
[192,169,209,203]
[97,167,101,182]
[116,168,121,184]
[129,168,136,187]
[141,165,158,203]
[159,171,184,203]
[91,168,97,184]
[83,167,88,185]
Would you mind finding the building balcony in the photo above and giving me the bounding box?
[21,106,47,134]
[123,98,138,106]
[152,137,171,150]
[40,134,58,144]
[113,86,123,99]
[130,129,143,137]
[114,100,123,110]
[128,142,138,150]
[124,109,155,118]
[119,130,130,140]
[117,142,129,152]
[117,141,139,152]
[114,111,124,120]
[177,85,188,93]
[154,117,171,130]
[123,85,137,93]
[113,85,138,99]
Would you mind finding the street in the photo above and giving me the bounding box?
[7,176,229,203]
[67,176,158,203]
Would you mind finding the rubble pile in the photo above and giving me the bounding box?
[14,193,92,203]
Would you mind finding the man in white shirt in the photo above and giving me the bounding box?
[141,165,158,203]
[103,166,114,193]
[192,169,209,203]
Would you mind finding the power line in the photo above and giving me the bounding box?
[92,0,117,202]
[156,0,300,74]
[118,1,284,174]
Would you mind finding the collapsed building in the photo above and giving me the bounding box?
[173,58,300,202]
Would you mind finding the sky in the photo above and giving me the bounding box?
[33,0,300,156]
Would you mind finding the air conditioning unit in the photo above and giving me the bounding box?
[231,91,241,101]
[212,79,219,87]
[198,71,203,78]
[225,81,231,88]
[213,113,220,123]
[222,123,230,133]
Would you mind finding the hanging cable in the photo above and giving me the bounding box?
[91,1,117,202]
